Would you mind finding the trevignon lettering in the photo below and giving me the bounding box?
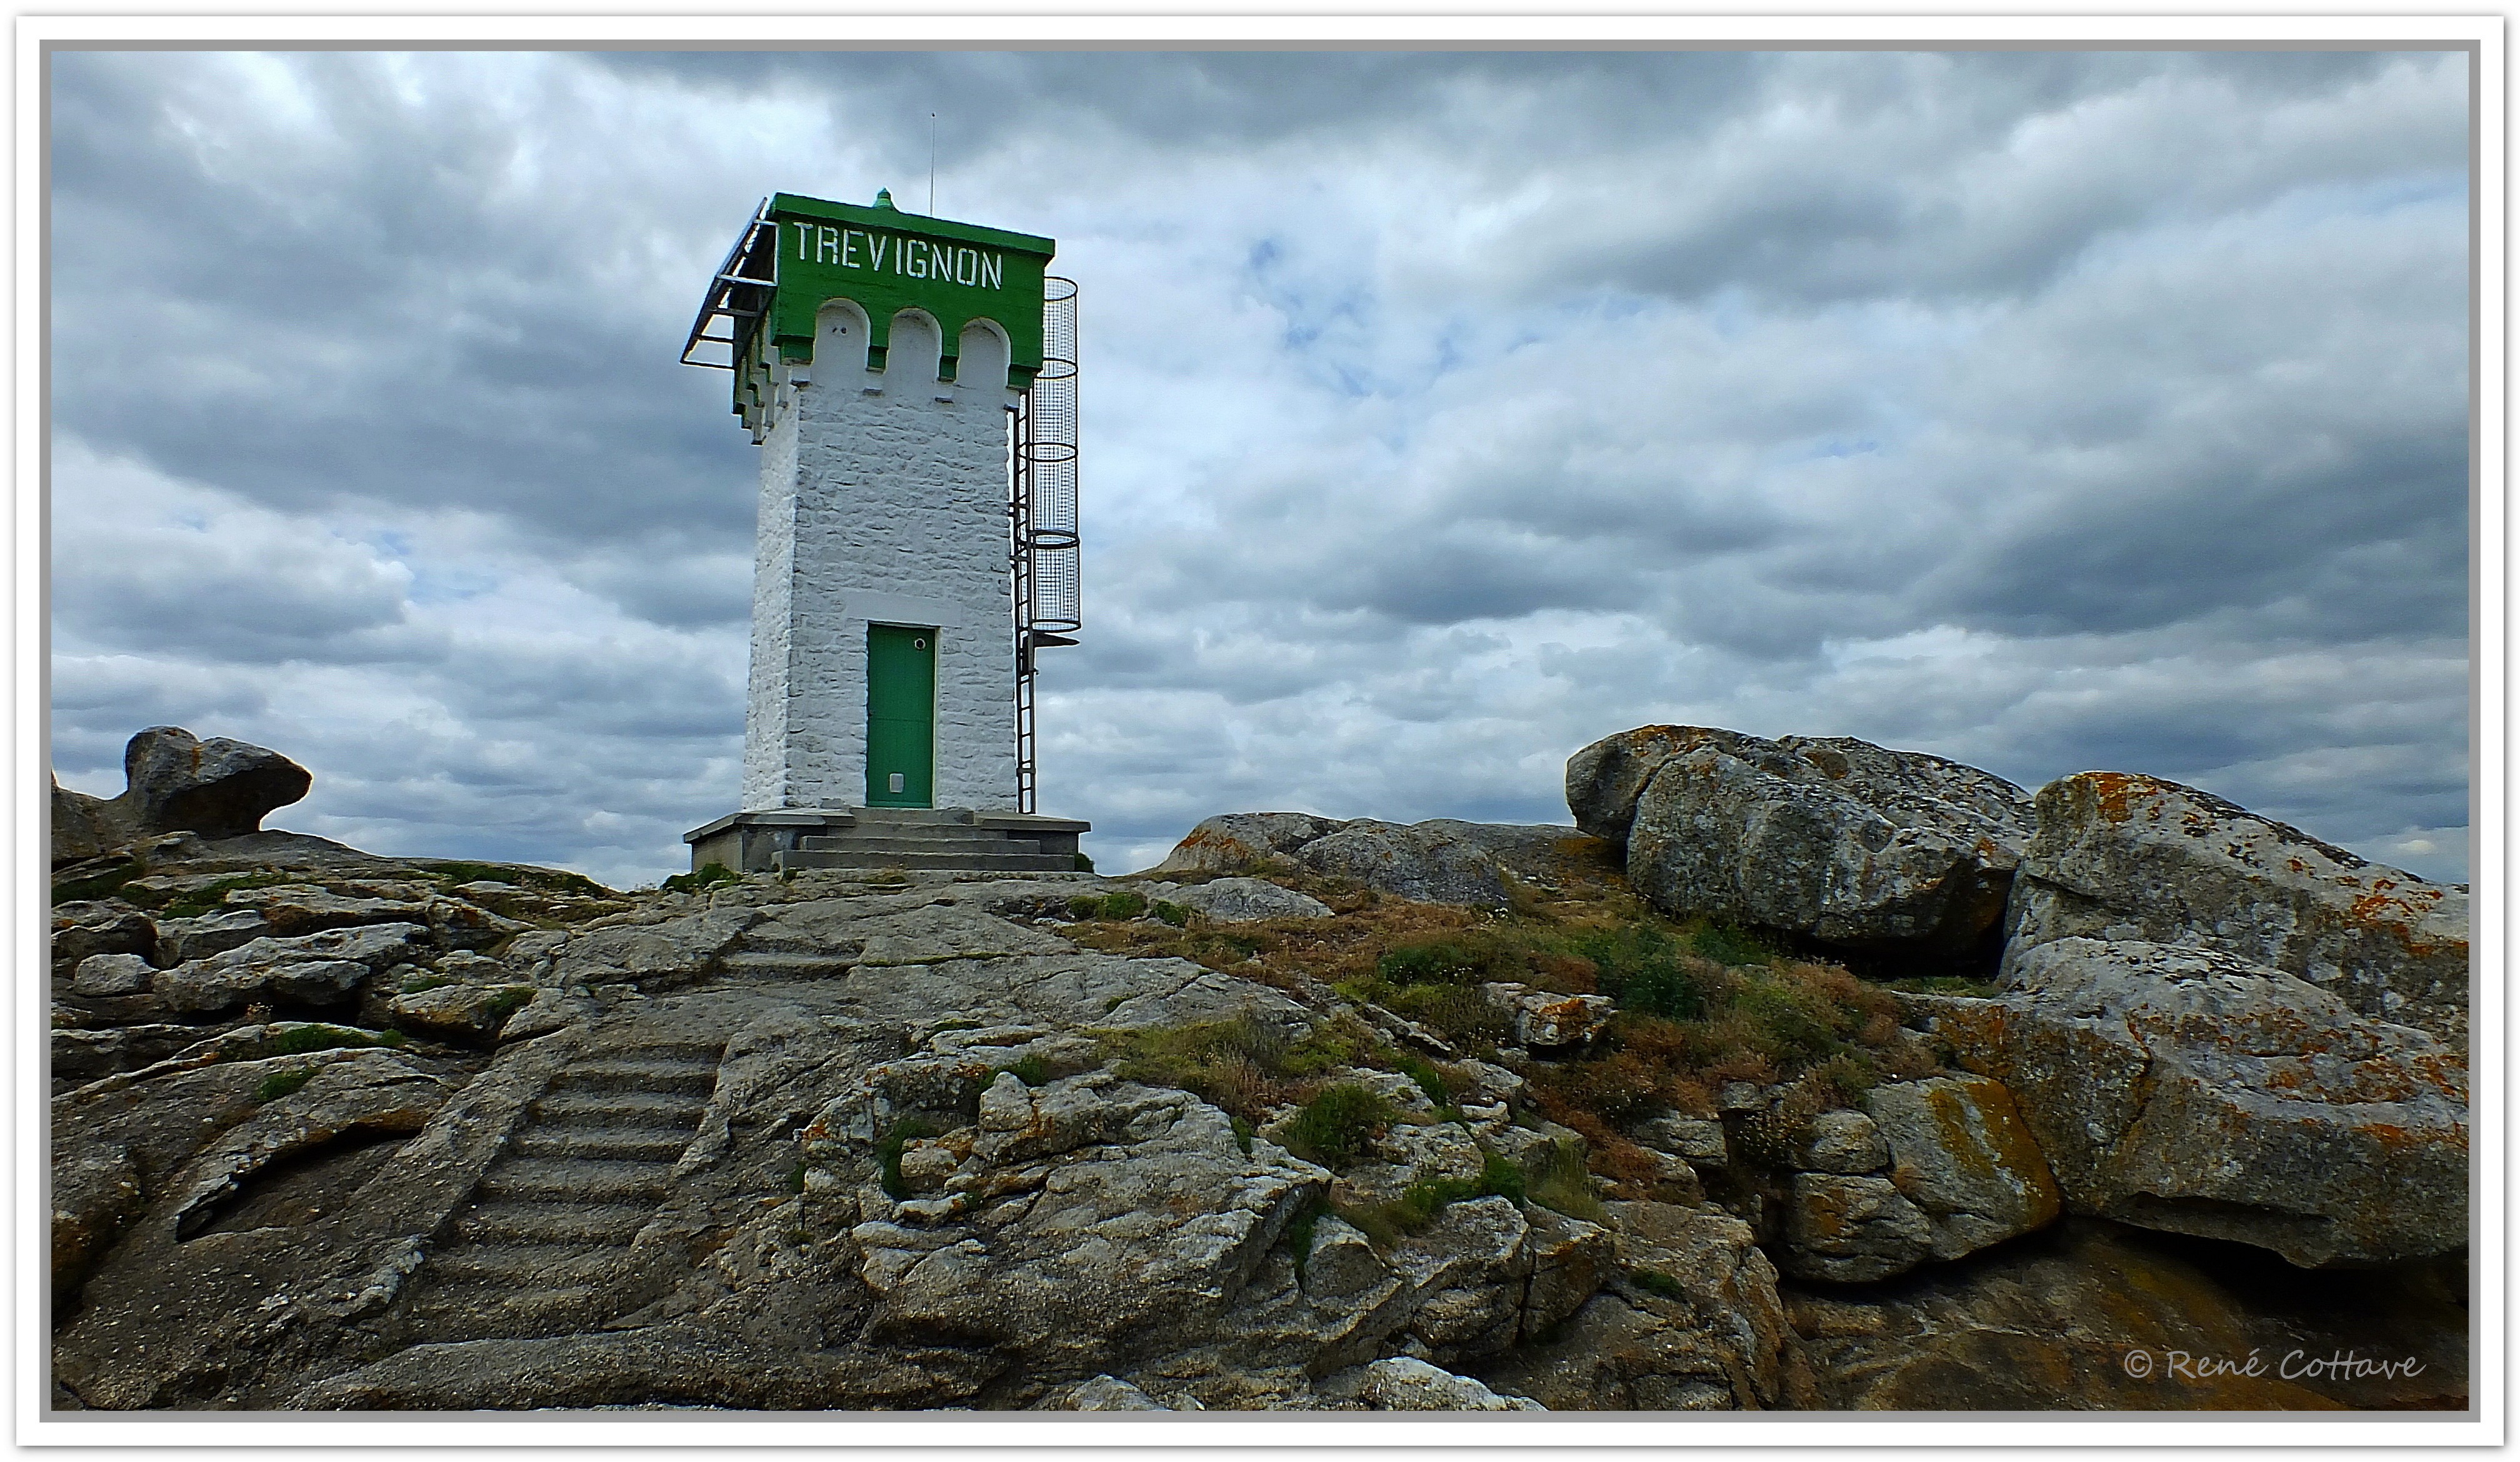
[792,222,1004,291]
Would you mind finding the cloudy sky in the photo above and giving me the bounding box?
[47,47,2472,888]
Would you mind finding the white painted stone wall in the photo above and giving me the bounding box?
[741,301,1021,810]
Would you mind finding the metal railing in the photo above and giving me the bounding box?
[1011,276,1081,813]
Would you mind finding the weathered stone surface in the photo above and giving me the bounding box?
[107,727,312,842]
[1064,1374,1169,1410]
[1481,983,1614,1049]
[53,904,155,970]
[1151,813,1346,875]
[1565,725,1764,843]
[155,908,273,967]
[1634,1114,1728,1167]
[2003,771,2471,1043]
[1787,1218,2470,1411]
[72,953,156,998]
[1926,938,2467,1267]
[386,983,537,1043]
[1781,1173,1935,1282]
[1154,877,1332,923]
[1339,1356,1542,1411]
[1613,729,2033,953]
[152,924,430,1014]
[831,1075,1327,1379]
[1475,1201,1808,1410]
[52,775,122,863]
[1865,1074,2061,1261]
[1151,813,1588,908]
[1791,1109,1889,1175]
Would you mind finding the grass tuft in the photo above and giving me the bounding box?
[1279,1083,1394,1170]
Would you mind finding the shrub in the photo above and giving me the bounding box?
[1691,921,1774,968]
[1005,1052,1053,1088]
[1152,900,1190,928]
[421,862,612,898]
[1280,1084,1394,1170]
[1232,1115,1256,1156]
[1376,938,1492,986]
[1391,1052,1455,1115]
[254,1067,316,1103]
[1575,925,1705,1019]
[1073,851,1097,873]
[1066,890,1148,922]
[1522,1136,1604,1221]
[1378,982,1512,1047]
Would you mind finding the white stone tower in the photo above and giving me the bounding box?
[679,190,1085,874]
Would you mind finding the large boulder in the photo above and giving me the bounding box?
[1864,1074,2062,1261]
[1569,727,2033,956]
[2003,772,2469,1043]
[51,727,312,863]
[1149,813,1589,909]
[1921,938,2468,1268]
[1473,1200,1811,1410]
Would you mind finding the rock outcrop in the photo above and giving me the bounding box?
[1151,813,1598,909]
[1919,938,2468,1268]
[52,728,312,863]
[2002,772,2469,1043]
[50,726,2471,1413]
[1566,727,2034,958]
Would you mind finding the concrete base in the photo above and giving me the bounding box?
[684,807,1089,875]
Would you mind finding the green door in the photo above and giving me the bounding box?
[866,625,937,807]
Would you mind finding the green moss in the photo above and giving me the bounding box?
[1005,1052,1053,1088]
[785,1159,809,1195]
[52,858,148,907]
[1283,1196,1326,1272]
[1335,1150,1529,1248]
[876,1116,944,1200]
[421,862,612,898]
[254,1067,316,1102]
[481,986,536,1025]
[400,973,453,995]
[1281,1083,1394,1171]
[158,872,299,920]
[661,862,742,895]
[1232,1115,1256,1157]
[1632,1268,1686,1300]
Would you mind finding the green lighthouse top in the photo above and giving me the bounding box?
[682,190,1059,412]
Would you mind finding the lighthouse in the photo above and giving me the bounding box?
[678,190,1087,875]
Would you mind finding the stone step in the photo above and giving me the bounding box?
[478,1158,678,1205]
[427,1241,629,1289]
[528,1090,711,1127]
[776,848,1078,873]
[406,1281,618,1339]
[454,1199,658,1246]
[544,1058,721,1097]
[509,1126,696,1163]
